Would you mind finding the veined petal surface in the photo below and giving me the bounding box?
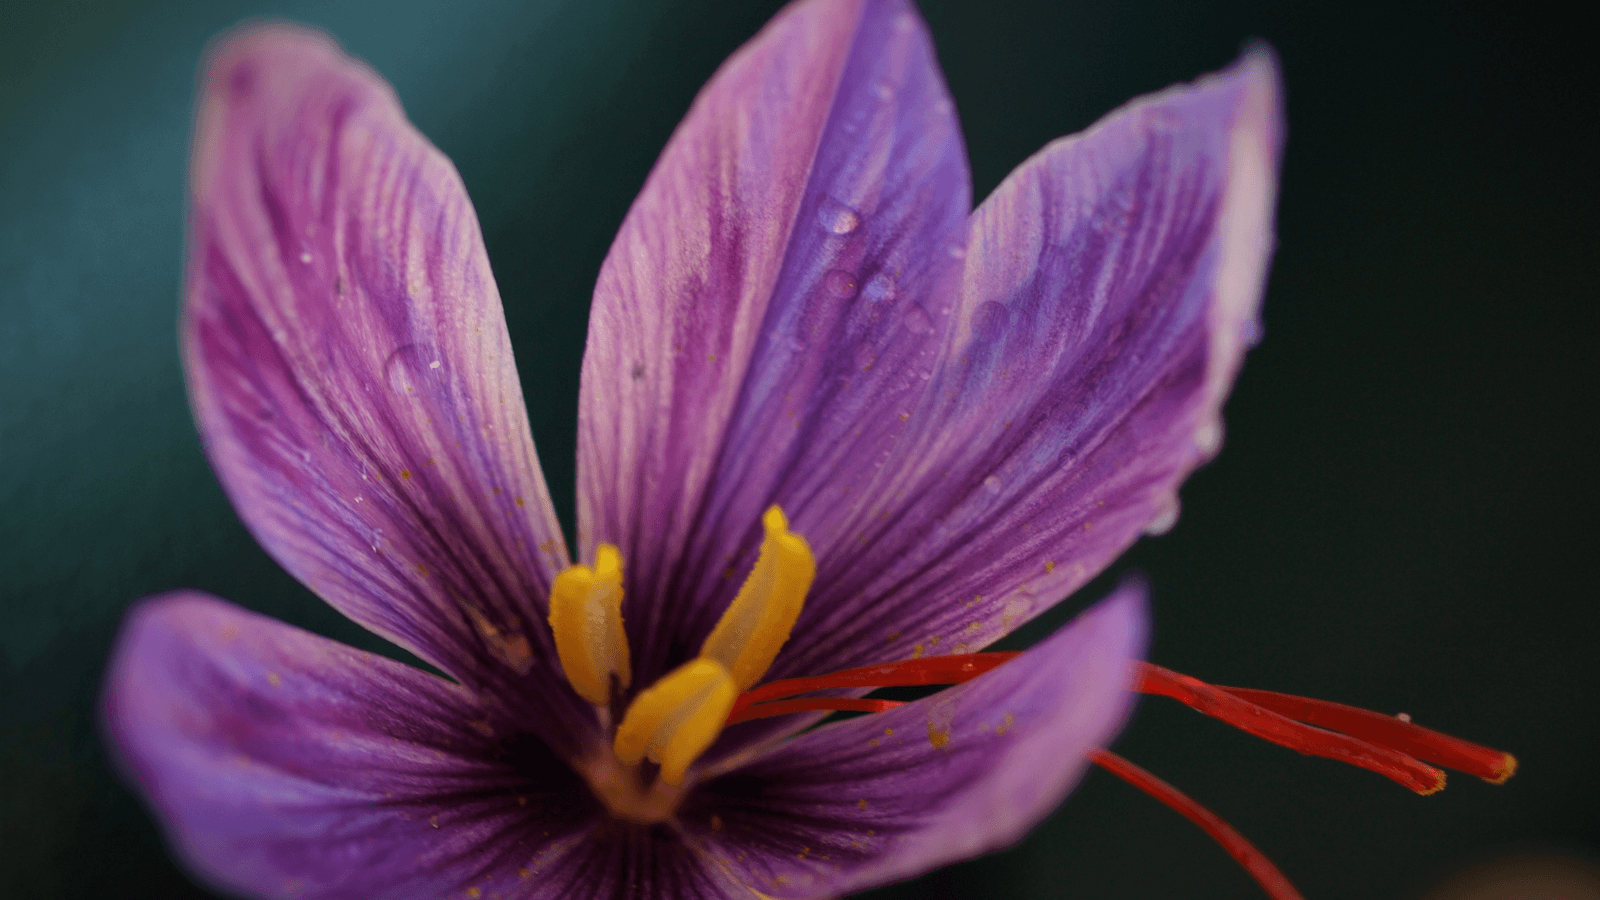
[774,50,1283,681]
[684,586,1147,898]
[103,593,597,900]
[576,0,971,689]
[183,27,587,743]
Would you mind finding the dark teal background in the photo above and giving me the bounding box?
[3,0,1595,897]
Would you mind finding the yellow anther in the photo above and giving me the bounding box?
[700,505,815,692]
[613,659,737,786]
[548,544,631,706]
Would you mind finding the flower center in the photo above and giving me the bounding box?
[551,505,815,813]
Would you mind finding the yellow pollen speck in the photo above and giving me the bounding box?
[886,630,901,640]
[514,497,524,507]
[710,814,725,832]
[928,721,951,749]
[1084,521,1093,532]
[517,795,527,807]
[899,413,909,421]
[518,869,530,880]
[266,672,281,687]
[399,469,411,480]
[857,799,868,809]
[910,644,924,658]
[966,622,980,633]
[429,816,440,828]
[1045,560,1055,573]
[996,713,1014,735]
[869,738,879,747]
[467,888,481,899]
[884,728,894,736]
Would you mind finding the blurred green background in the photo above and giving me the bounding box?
[2,0,1595,897]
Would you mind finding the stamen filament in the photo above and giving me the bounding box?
[1216,687,1517,784]
[1090,750,1306,900]
[1135,663,1447,794]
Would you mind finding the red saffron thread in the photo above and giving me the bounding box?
[1090,749,1306,900]
[726,696,906,724]
[1214,686,1517,784]
[731,652,1515,900]
[1134,663,1447,794]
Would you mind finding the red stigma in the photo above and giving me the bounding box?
[732,653,1515,900]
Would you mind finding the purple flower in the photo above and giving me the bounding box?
[103,1,1281,897]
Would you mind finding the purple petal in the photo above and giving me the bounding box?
[183,26,589,744]
[103,592,600,900]
[774,50,1284,680]
[576,0,970,688]
[683,586,1147,897]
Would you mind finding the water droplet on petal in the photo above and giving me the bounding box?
[817,197,860,235]
[873,82,894,102]
[983,474,1002,494]
[823,269,859,299]
[299,251,312,264]
[904,303,934,335]
[384,345,423,396]
[861,273,897,303]
[946,244,967,260]
[974,301,1011,337]
[1144,495,1181,536]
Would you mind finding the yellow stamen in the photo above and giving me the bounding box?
[548,544,630,706]
[612,659,737,786]
[700,505,816,692]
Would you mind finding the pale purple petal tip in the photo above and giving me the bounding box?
[767,48,1283,681]
[577,0,971,691]
[103,592,598,900]
[183,25,590,744]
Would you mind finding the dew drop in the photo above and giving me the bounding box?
[974,301,1011,337]
[873,82,894,102]
[429,359,441,370]
[823,269,859,299]
[946,244,967,260]
[983,474,1002,494]
[904,303,935,335]
[861,273,897,303]
[384,345,423,396]
[817,197,860,235]
[1144,496,1180,536]
[299,251,312,264]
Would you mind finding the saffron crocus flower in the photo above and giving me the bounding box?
[105,0,1288,896]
